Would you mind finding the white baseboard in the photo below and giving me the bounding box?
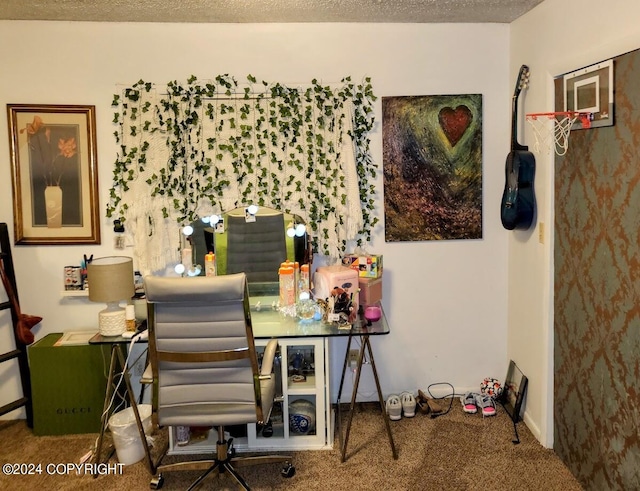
[522,411,545,445]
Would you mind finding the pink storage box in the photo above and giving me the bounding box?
[359,277,382,306]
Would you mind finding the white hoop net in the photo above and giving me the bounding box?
[526,113,580,156]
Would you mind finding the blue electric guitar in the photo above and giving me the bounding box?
[501,65,535,230]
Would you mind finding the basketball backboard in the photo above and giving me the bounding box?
[563,59,614,129]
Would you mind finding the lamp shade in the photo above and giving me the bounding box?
[87,256,134,336]
[87,256,135,303]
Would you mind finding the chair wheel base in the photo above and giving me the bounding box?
[281,462,295,478]
[150,473,164,489]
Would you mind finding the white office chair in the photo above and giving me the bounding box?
[144,273,294,490]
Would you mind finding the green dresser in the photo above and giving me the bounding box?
[28,333,108,435]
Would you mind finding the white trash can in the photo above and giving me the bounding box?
[108,404,152,465]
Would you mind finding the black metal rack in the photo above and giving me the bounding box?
[0,223,33,427]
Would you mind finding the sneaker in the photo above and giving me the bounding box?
[386,395,402,421]
[400,392,416,418]
[475,393,496,417]
[461,392,478,414]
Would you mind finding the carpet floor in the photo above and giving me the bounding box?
[0,401,584,490]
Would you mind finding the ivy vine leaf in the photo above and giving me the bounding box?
[109,75,377,265]
[125,89,140,102]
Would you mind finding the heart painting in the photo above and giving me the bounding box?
[438,105,473,147]
[382,93,482,242]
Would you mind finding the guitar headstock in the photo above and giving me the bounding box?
[514,64,530,98]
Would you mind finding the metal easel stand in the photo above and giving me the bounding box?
[336,332,397,462]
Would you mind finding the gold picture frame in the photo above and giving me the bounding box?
[7,104,100,245]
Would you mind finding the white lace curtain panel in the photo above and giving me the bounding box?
[109,77,376,274]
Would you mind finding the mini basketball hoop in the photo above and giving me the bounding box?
[525,111,592,156]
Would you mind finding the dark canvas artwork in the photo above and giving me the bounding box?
[383,94,483,241]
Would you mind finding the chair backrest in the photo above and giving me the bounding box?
[144,273,265,427]
[226,212,286,283]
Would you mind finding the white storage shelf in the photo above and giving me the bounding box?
[169,428,249,454]
[167,337,332,455]
[287,375,316,393]
[60,290,89,297]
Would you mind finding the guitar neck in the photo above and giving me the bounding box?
[510,65,530,152]
[511,94,527,152]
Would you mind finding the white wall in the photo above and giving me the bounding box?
[0,22,510,422]
[510,0,640,447]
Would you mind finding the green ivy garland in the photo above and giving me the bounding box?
[108,75,377,265]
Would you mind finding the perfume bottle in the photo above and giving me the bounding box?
[125,304,136,332]
[205,252,216,277]
[279,266,295,307]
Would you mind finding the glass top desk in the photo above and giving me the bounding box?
[249,299,389,337]
[248,284,396,462]
[91,283,395,463]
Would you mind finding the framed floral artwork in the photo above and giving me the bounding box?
[7,104,100,245]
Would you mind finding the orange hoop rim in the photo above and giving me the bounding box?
[526,111,593,155]
[526,111,592,128]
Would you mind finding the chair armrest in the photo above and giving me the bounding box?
[140,363,153,384]
[260,339,279,376]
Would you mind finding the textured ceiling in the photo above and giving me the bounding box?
[0,0,544,24]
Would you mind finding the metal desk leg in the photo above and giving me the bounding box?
[93,345,118,474]
[137,347,150,405]
[364,336,397,460]
[93,345,155,476]
[335,334,354,454]
[114,345,155,474]
[339,334,397,462]
[340,334,365,462]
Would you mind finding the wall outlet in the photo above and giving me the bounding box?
[348,349,359,368]
[114,234,125,249]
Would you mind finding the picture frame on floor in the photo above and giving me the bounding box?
[501,360,528,423]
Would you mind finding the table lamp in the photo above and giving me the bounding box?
[87,256,135,336]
